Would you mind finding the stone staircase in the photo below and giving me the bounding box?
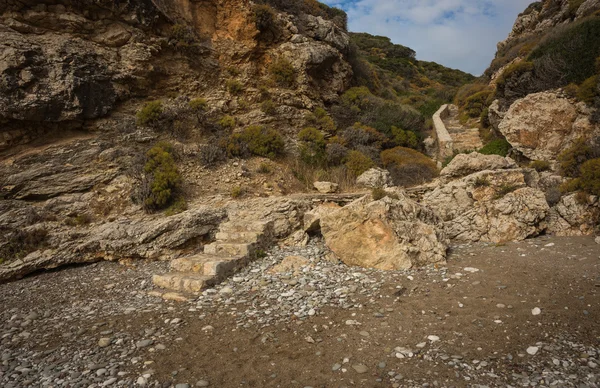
[443,105,483,153]
[152,216,274,293]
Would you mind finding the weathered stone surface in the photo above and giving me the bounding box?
[320,191,448,270]
[268,255,310,274]
[313,181,339,194]
[498,91,600,161]
[423,169,550,243]
[356,168,393,188]
[303,202,341,233]
[300,14,349,51]
[440,152,517,180]
[544,193,599,236]
[0,207,226,282]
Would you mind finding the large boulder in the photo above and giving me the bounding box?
[320,190,448,270]
[356,168,393,188]
[422,169,550,243]
[498,91,600,161]
[543,193,599,236]
[440,152,517,181]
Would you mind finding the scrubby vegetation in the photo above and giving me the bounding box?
[557,139,600,197]
[256,0,347,29]
[479,139,512,157]
[269,57,296,87]
[227,126,285,159]
[530,160,551,172]
[380,147,439,186]
[135,142,183,212]
[136,100,163,127]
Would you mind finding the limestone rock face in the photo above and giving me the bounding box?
[356,168,393,188]
[300,14,350,51]
[498,91,600,161]
[320,191,448,270]
[423,169,549,243]
[544,193,599,236]
[440,152,517,181]
[303,203,341,233]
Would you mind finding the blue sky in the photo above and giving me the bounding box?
[322,0,532,75]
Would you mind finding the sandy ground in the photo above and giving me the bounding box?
[1,235,599,388]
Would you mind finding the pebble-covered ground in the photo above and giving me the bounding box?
[1,235,599,388]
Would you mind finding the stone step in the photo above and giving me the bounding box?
[170,254,246,279]
[215,231,261,243]
[204,242,255,256]
[152,273,213,293]
[218,220,273,234]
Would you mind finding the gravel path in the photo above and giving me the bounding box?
[1,236,599,387]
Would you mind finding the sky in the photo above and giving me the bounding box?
[321,0,533,75]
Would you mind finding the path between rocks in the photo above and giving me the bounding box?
[0,235,599,388]
[443,105,484,153]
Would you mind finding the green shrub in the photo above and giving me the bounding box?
[254,4,277,31]
[218,115,236,130]
[567,0,586,19]
[463,89,493,118]
[577,75,599,104]
[306,107,337,134]
[257,162,272,174]
[227,126,285,159]
[261,99,277,115]
[496,61,534,87]
[169,23,197,52]
[479,139,511,157]
[390,126,418,149]
[226,79,244,95]
[199,144,226,166]
[579,158,600,196]
[189,98,208,121]
[381,146,438,186]
[474,176,490,188]
[560,178,582,194]
[326,143,348,166]
[558,138,598,177]
[143,142,182,211]
[530,160,552,172]
[298,127,326,166]
[345,150,374,176]
[136,100,163,127]
[269,57,295,87]
[230,186,244,198]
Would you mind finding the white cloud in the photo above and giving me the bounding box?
[323,0,532,75]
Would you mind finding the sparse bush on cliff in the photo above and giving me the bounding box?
[218,115,236,130]
[142,142,182,211]
[189,98,208,121]
[199,144,226,167]
[226,79,244,95]
[254,4,277,32]
[136,100,163,127]
[390,126,418,149]
[345,150,374,177]
[261,99,277,115]
[168,23,198,53]
[326,143,349,165]
[269,57,296,87]
[577,75,599,104]
[298,127,326,166]
[479,139,511,157]
[381,146,438,186]
[579,158,600,196]
[306,107,337,134]
[530,160,552,172]
[558,138,599,177]
[227,126,285,159]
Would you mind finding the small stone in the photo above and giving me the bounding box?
[427,335,440,342]
[595,236,600,245]
[359,331,370,337]
[332,363,341,371]
[137,376,148,386]
[464,267,479,273]
[219,287,233,295]
[98,338,111,348]
[175,384,190,388]
[196,380,210,387]
[352,364,368,374]
[162,293,188,302]
[532,307,541,316]
[378,362,386,369]
[136,340,154,348]
[527,346,539,355]
[496,304,506,308]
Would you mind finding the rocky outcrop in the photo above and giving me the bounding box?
[320,190,448,270]
[543,193,600,236]
[423,169,549,243]
[440,152,517,181]
[356,168,393,188]
[0,206,226,282]
[498,91,600,161]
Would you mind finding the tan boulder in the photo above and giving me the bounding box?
[498,91,600,161]
[320,191,448,270]
[313,181,339,193]
[303,202,341,232]
[356,168,393,188]
[440,152,517,181]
